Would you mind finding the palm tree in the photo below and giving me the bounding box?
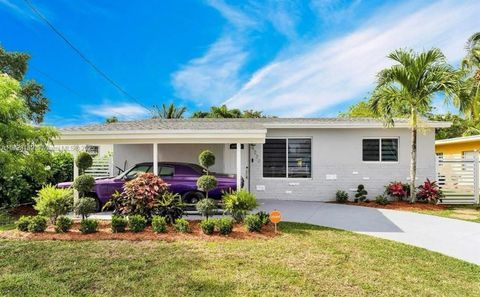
[370,48,459,202]
[209,105,242,118]
[457,32,480,123]
[151,103,187,119]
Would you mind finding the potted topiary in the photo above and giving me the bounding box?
[75,152,93,175]
[196,150,218,200]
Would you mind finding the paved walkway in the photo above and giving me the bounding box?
[257,200,480,265]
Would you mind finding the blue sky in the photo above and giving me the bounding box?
[0,0,478,126]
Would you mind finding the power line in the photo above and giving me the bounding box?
[23,0,150,111]
[30,65,139,120]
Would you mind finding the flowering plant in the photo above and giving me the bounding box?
[385,181,410,200]
[417,179,444,203]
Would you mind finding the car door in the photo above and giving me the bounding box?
[159,165,177,192]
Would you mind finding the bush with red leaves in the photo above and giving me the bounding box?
[108,173,169,218]
[385,181,410,201]
[416,179,444,203]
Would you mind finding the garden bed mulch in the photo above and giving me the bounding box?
[0,220,278,241]
[333,200,447,211]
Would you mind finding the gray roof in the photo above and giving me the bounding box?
[60,117,449,132]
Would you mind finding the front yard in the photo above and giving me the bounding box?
[1,222,479,296]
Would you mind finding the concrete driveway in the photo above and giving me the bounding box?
[257,200,480,265]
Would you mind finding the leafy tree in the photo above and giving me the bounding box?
[428,113,474,140]
[338,101,377,118]
[191,104,270,118]
[369,48,459,203]
[456,32,480,123]
[151,103,187,119]
[0,74,57,207]
[0,47,49,123]
[105,116,118,123]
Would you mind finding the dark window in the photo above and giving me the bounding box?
[381,139,398,161]
[362,139,380,161]
[159,166,175,177]
[362,138,398,162]
[288,139,311,178]
[263,139,287,177]
[124,165,151,179]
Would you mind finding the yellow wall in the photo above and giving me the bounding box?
[435,140,480,157]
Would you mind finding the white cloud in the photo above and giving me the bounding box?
[82,103,149,120]
[171,36,248,104]
[171,0,300,104]
[225,0,480,116]
[206,0,256,29]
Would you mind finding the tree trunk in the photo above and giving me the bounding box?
[409,124,418,203]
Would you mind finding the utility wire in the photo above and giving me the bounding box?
[30,65,136,120]
[23,0,150,111]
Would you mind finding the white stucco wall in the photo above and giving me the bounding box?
[111,127,436,201]
[249,128,436,201]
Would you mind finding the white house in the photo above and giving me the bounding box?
[54,118,450,200]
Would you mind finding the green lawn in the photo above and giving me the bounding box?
[1,223,479,296]
[412,205,480,223]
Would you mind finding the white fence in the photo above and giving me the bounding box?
[436,155,480,204]
[85,155,113,178]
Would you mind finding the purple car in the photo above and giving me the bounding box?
[57,162,239,210]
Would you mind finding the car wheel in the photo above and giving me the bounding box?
[183,191,205,204]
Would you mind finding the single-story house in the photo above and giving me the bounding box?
[435,135,480,160]
[54,118,449,201]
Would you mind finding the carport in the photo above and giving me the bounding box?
[54,118,267,191]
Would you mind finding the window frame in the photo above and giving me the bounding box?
[362,137,400,163]
[262,137,313,179]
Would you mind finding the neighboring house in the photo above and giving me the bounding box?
[435,135,480,160]
[54,118,449,201]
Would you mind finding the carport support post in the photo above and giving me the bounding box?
[153,143,158,175]
[236,143,242,190]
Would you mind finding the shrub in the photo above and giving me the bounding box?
[128,215,147,233]
[47,151,74,185]
[354,184,368,202]
[75,152,93,174]
[16,216,32,231]
[244,214,262,232]
[28,216,48,233]
[34,185,73,224]
[417,179,444,203]
[110,173,169,219]
[72,175,95,197]
[55,216,73,233]
[375,195,390,205]
[79,218,98,234]
[385,181,410,201]
[173,218,190,233]
[223,189,258,222]
[111,215,127,233]
[200,218,215,235]
[196,175,218,198]
[256,211,270,225]
[198,150,215,172]
[196,198,216,219]
[153,191,184,224]
[215,217,234,235]
[152,216,167,233]
[74,197,98,219]
[335,190,349,203]
[0,209,14,226]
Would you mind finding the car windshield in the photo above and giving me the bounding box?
[118,164,152,179]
